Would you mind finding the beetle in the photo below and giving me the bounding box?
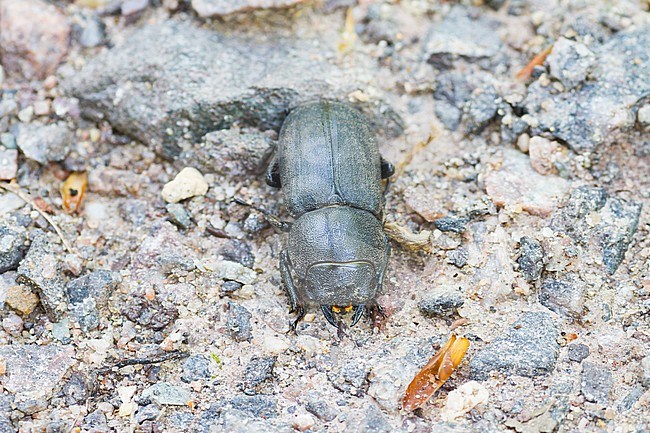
[264,100,395,329]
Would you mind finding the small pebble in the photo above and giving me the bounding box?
[162,167,209,203]
[5,285,40,315]
[18,106,34,122]
[0,148,18,180]
[166,203,192,229]
[33,100,51,116]
[0,133,16,149]
[2,313,23,336]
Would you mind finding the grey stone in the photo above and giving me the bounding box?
[0,99,18,118]
[141,383,191,406]
[225,395,278,419]
[567,343,590,363]
[14,122,72,164]
[581,362,612,405]
[539,276,585,318]
[67,270,119,331]
[0,395,13,433]
[418,285,464,317]
[433,216,469,233]
[181,355,211,383]
[63,21,368,159]
[135,404,161,424]
[177,129,272,179]
[75,15,106,48]
[551,187,608,242]
[433,71,473,130]
[121,0,149,16]
[0,223,28,273]
[166,203,192,230]
[0,132,16,149]
[423,6,504,69]
[121,298,178,330]
[470,312,559,380]
[221,280,243,294]
[241,356,276,395]
[0,344,74,409]
[191,0,303,18]
[82,410,108,433]
[226,302,253,342]
[617,385,644,412]
[16,232,67,321]
[464,85,499,133]
[62,372,90,406]
[305,398,337,422]
[525,27,650,153]
[362,404,392,433]
[1,313,23,336]
[220,240,255,269]
[447,247,468,268]
[547,38,596,90]
[328,362,368,396]
[517,237,544,281]
[600,197,642,274]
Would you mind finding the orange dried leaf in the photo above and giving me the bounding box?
[61,171,88,213]
[516,45,553,81]
[565,333,578,342]
[402,334,470,412]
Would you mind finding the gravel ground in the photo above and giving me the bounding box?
[0,0,649,432]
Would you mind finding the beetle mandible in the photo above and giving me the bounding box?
[264,100,395,329]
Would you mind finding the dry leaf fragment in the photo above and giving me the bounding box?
[61,171,88,213]
[402,334,470,411]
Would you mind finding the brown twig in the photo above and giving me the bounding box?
[0,180,76,254]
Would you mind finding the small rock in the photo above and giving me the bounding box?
[15,122,73,165]
[433,216,469,233]
[446,248,469,268]
[67,270,119,331]
[567,343,590,363]
[539,276,585,318]
[241,356,276,395]
[362,404,392,433]
[162,167,209,203]
[423,6,503,69]
[82,410,108,432]
[442,380,489,421]
[0,344,74,409]
[191,0,304,18]
[214,260,257,285]
[528,136,560,175]
[418,285,464,317]
[17,232,67,320]
[638,104,650,126]
[432,71,473,131]
[517,236,544,281]
[551,186,608,241]
[0,0,70,80]
[642,356,650,387]
[328,363,368,396]
[0,223,28,273]
[0,395,12,433]
[0,148,17,180]
[1,314,23,336]
[0,100,18,119]
[5,285,39,315]
[0,133,16,150]
[17,107,33,123]
[219,239,255,268]
[121,0,149,16]
[33,100,50,116]
[262,334,290,354]
[76,16,106,48]
[181,355,211,383]
[547,38,596,90]
[221,280,243,294]
[485,149,570,217]
[599,197,642,274]
[470,312,559,380]
[581,362,612,405]
[141,383,191,406]
[226,302,253,342]
[121,298,178,330]
[305,399,337,422]
[62,372,90,406]
[135,404,161,424]
[225,395,278,418]
[464,85,499,133]
[166,203,192,229]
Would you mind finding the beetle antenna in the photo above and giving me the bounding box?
[232,197,292,232]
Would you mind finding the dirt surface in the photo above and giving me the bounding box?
[0,0,649,432]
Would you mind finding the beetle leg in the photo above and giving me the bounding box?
[266,155,281,188]
[321,305,338,328]
[380,157,395,179]
[289,306,305,334]
[280,250,301,312]
[233,198,291,232]
[350,305,365,327]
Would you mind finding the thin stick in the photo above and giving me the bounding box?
[0,181,76,254]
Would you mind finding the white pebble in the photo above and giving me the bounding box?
[162,167,209,203]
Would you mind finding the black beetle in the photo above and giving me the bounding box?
[263,100,394,329]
